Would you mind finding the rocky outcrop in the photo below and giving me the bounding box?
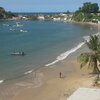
[0,7,15,19]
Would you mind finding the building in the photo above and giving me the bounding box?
[37,15,45,20]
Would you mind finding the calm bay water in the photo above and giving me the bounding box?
[0,20,98,82]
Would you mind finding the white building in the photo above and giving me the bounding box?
[53,17,61,21]
[37,15,45,20]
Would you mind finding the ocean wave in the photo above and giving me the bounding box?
[45,42,85,67]
[83,32,99,42]
[45,32,100,67]
[24,70,33,75]
[0,80,4,84]
[93,32,99,36]
[83,36,90,42]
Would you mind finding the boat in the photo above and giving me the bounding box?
[20,29,28,32]
[16,22,23,27]
[11,52,25,56]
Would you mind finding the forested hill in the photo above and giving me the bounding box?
[73,2,100,22]
[0,7,15,19]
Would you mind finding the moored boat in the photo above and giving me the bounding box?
[11,52,25,56]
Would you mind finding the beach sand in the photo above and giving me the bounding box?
[9,44,98,100]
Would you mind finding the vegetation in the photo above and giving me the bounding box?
[81,2,99,13]
[78,35,100,77]
[0,7,15,19]
[73,2,100,22]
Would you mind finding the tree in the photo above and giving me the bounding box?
[73,2,99,22]
[0,7,15,19]
[82,2,99,13]
[73,12,84,22]
[90,3,99,13]
[66,10,70,14]
[84,13,93,21]
[78,35,100,77]
[82,2,91,13]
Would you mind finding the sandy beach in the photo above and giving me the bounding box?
[0,19,99,100]
[6,43,98,100]
[1,1,100,100]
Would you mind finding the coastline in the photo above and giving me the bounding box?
[70,20,99,26]
[1,3,100,99]
[9,42,97,100]
[0,21,99,100]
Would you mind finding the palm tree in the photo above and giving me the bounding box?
[78,35,100,77]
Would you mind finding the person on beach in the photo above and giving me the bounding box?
[59,72,62,78]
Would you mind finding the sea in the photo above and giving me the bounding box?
[0,17,98,85]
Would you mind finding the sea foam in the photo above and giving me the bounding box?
[45,33,100,67]
[83,32,99,42]
[83,36,90,42]
[45,42,85,67]
[0,80,4,84]
[24,70,33,75]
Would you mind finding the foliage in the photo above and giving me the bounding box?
[73,12,93,22]
[73,12,84,22]
[78,35,100,74]
[82,2,99,13]
[62,10,71,15]
[92,15,100,21]
[0,7,15,19]
[73,2,99,22]
[86,35,100,51]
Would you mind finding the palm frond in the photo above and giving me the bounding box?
[78,53,90,69]
[96,53,100,62]
[78,35,100,74]
[86,35,100,51]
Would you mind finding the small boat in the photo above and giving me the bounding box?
[16,22,23,27]
[11,52,25,56]
[20,29,28,32]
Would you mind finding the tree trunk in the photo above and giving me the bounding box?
[93,58,99,73]
[93,58,100,79]
[93,67,98,74]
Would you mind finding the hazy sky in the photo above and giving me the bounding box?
[0,0,100,12]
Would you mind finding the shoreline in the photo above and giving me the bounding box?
[7,42,97,100]
[0,36,88,85]
[70,20,99,26]
[0,44,97,100]
[0,21,99,100]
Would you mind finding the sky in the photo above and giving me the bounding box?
[0,0,100,12]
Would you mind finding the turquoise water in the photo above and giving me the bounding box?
[0,20,98,82]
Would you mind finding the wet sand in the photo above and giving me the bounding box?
[9,44,97,100]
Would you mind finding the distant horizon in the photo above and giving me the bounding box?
[0,0,100,12]
[13,11,74,13]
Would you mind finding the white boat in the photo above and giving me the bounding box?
[20,30,27,32]
[16,22,23,27]
[11,52,25,56]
